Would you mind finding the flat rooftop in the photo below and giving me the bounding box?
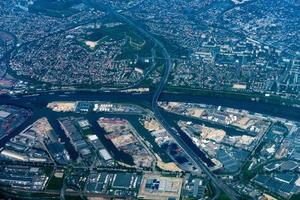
[0,110,11,118]
[138,173,183,200]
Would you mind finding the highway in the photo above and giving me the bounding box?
[81,1,242,199]
[0,2,296,200]
[128,6,242,200]
[151,57,241,200]
[5,1,240,199]
[111,5,242,200]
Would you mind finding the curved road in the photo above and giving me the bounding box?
[100,3,242,200]
[88,1,241,199]
[4,1,241,199]
[149,40,241,200]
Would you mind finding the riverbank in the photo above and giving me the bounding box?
[1,90,300,122]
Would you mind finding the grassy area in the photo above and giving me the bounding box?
[155,35,189,58]
[290,194,300,200]
[85,24,144,44]
[46,176,64,190]
[216,191,231,200]
[125,30,145,45]
[118,36,154,60]
[166,86,300,115]
[85,25,125,41]
[206,182,214,198]
[84,23,154,60]
[29,0,82,17]
[128,59,151,70]
[65,196,86,200]
[241,168,257,182]
[81,128,94,136]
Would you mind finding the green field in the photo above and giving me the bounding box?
[85,24,144,43]
[46,176,64,190]
[29,0,83,17]
[84,23,154,60]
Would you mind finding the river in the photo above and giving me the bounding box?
[0,91,300,167]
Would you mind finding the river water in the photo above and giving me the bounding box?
[0,91,299,167]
